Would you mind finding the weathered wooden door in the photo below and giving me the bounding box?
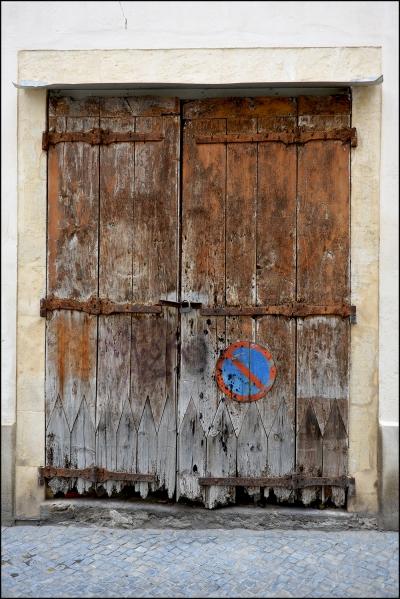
[44,95,180,498]
[43,93,354,508]
[177,95,354,508]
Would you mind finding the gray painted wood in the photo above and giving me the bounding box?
[205,402,237,509]
[136,400,157,499]
[177,399,206,503]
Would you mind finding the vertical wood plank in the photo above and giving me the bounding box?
[97,105,135,495]
[132,111,179,498]
[179,118,226,502]
[225,117,257,441]
[177,399,206,502]
[296,96,350,505]
[205,403,237,509]
[46,395,71,496]
[46,97,99,494]
[136,400,157,499]
[256,112,297,502]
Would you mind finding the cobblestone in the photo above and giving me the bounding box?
[1,525,398,598]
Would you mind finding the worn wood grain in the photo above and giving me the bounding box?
[46,395,71,496]
[322,400,348,506]
[296,98,350,506]
[237,402,268,501]
[296,401,323,505]
[157,394,176,499]
[205,402,237,509]
[177,399,207,503]
[136,400,158,499]
[116,399,137,479]
[179,117,226,501]
[96,109,135,494]
[70,396,96,494]
[183,97,296,119]
[46,98,100,495]
[224,117,257,462]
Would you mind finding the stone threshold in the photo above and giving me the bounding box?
[25,499,381,530]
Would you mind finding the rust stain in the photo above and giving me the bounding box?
[47,148,61,292]
[55,314,92,396]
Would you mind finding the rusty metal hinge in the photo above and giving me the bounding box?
[198,475,355,490]
[40,296,162,317]
[200,303,357,321]
[42,128,164,150]
[195,127,357,147]
[38,466,156,485]
[159,299,202,313]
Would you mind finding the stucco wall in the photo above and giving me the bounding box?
[2,1,398,523]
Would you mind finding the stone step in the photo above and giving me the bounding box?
[38,499,379,530]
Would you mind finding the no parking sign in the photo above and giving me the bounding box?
[216,341,277,402]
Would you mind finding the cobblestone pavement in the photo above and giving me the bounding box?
[1,525,398,598]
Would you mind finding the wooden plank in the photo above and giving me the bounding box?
[237,402,268,502]
[298,94,351,116]
[46,99,99,495]
[100,96,180,117]
[296,401,322,505]
[116,399,137,481]
[224,118,257,470]
[70,396,96,494]
[297,118,350,305]
[296,97,350,506]
[322,400,348,506]
[136,400,158,499]
[256,113,297,503]
[157,394,176,499]
[205,402,237,509]
[177,399,206,502]
[45,395,71,496]
[178,117,226,501]
[183,97,296,119]
[131,110,179,497]
[97,107,135,495]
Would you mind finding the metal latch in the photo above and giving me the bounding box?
[159,299,202,313]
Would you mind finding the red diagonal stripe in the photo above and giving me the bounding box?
[225,345,264,390]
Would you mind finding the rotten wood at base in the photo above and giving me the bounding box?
[38,466,156,486]
[40,296,162,317]
[199,475,355,490]
[195,127,357,147]
[200,304,356,320]
[42,129,164,150]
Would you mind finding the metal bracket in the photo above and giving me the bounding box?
[159,299,202,313]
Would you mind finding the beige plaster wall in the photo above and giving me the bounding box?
[16,47,381,517]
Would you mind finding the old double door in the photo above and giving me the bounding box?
[44,94,353,508]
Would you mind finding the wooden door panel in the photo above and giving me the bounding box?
[296,95,351,506]
[46,97,99,495]
[45,95,179,499]
[179,98,298,507]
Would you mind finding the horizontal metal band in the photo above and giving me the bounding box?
[38,466,155,485]
[196,127,357,147]
[199,475,355,489]
[40,296,162,316]
[42,128,164,149]
[200,304,356,320]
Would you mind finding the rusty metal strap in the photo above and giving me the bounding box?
[195,127,357,147]
[40,296,162,317]
[38,466,155,485]
[42,129,164,150]
[198,475,355,489]
[200,304,356,321]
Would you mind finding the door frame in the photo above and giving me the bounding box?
[14,47,381,518]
